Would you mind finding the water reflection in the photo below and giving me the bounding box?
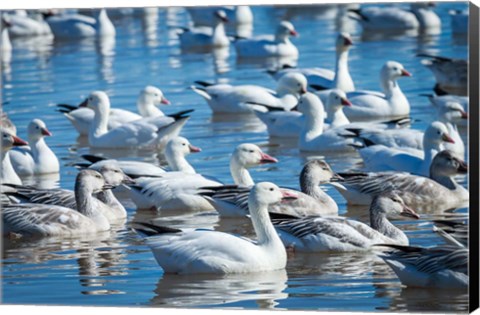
[151,269,288,308]
[387,287,468,312]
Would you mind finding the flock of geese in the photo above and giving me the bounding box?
[0,3,470,293]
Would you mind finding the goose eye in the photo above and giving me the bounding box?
[182,143,186,146]
[249,150,254,153]
[269,188,274,191]
[393,67,398,71]
[437,131,441,135]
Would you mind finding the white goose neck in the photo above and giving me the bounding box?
[1,151,22,185]
[275,33,290,43]
[1,28,11,51]
[97,189,124,212]
[230,158,254,186]
[137,97,163,117]
[370,207,407,244]
[249,198,285,251]
[327,107,350,127]
[301,107,325,142]
[29,137,55,164]
[165,151,196,174]
[334,49,353,91]
[90,102,110,140]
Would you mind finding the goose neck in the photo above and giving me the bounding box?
[166,151,196,174]
[249,198,285,249]
[430,172,457,190]
[1,151,21,185]
[370,205,406,243]
[333,49,350,88]
[96,189,124,210]
[302,107,324,139]
[137,97,163,117]
[90,104,110,139]
[327,107,350,127]
[74,181,96,218]
[230,158,254,186]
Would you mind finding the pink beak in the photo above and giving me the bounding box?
[41,128,52,136]
[341,97,352,106]
[442,134,455,144]
[281,190,298,201]
[400,205,420,219]
[461,111,468,119]
[259,152,278,164]
[401,69,412,77]
[344,37,353,46]
[290,30,298,37]
[12,135,28,146]
[300,86,307,94]
[189,144,201,153]
[161,97,171,105]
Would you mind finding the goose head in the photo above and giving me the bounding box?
[79,91,111,113]
[300,160,343,185]
[336,32,353,53]
[27,119,52,142]
[437,101,468,123]
[98,164,135,187]
[371,191,420,220]
[276,21,298,40]
[140,85,170,106]
[249,182,298,208]
[296,92,324,118]
[232,143,277,169]
[1,129,28,150]
[326,89,352,112]
[424,121,455,147]
[276,72,307,96]
[76,169,110,194]
[430,150,468,177]
[380,61,411,84]
[214,10,229,24]
[165,136,201,159]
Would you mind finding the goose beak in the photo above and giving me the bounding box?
[299,86,307,94]
[41,128,52,136]
[161,97,171,105]
[341,97,352,106]
[461,111,468,119]
[102,184,115,190]
[290,104,299,112]
[78,98,89,108]
[400,205,420,219]
[442,134,455,144]
[401,69,412,77]
[281,190,298,201]
[189,144,202,153]
[344,37,353,46]
[12,135,28,146]
[330,173,344,182]
[122,174,136,185]
[290,30,298,37]
[457,159,468,173]
[259,152,278,164]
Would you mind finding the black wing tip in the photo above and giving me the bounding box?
[134,222,182,237]
[309,84,329,91]
[167,109,195,120]
[194,81,214,87]
[81,154,107,163]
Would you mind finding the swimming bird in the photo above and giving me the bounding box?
[134,182,297,274]
[272,191,419,252]
[178,10,229,50]
[3,10,52,37]
[419,53,467,96]
[1,128,28,185]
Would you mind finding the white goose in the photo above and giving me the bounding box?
[178,10,229,50]
[9,119,59,176]
[341,61,412,120]
[234,21,298,58]
[419,54,467,96]
[274,32,354,97]
[200,159,340,217]
[355,121,455,176]
[272,191,419,252]
[57,85,171,136]
[135,182,296,274]
[0,111,16,135]
[191,72,306,114]
[4,164,133,223]
[46,8,115,39]
[1,129,28,185]
[2,169,111,237]
[128,143,277,212]
[82,91,190,149]
[3,11,52,37]
[331,150,469,210]
[378,244,468,289]
[297,93,361,152]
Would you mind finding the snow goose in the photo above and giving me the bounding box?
[272,191,419,252]
[1,18,12,64]
[128,143,277,211]
[377,244,468,289]
[134,182,296,274]
[2,169,111,237]
[200,159,340,217]
[8,119,59,176]
[80,136,200,179]
[331,150,468,210]
[57,85,171,136]
[4,164,133,223]
[191,72,306,114]
[46,8,115,39]
[3,11,52,37]
[356,121,455,176]
[342,61,412,120]
[297,92,361,152]
[1,129,28,185]
[82,91,190,149]
[178,10,229,50]
[436,102,466,157]
[0,111,16,135]
[234,21,298,59]
[419,54,467,96]
[272,32,354,94]
[253,88,352,138]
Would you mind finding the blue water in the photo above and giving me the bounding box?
[1,2,469,312]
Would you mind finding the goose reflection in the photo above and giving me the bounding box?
[96,35,115,84]
[151,268,288,308]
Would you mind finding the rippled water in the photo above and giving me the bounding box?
[1,2,469,312]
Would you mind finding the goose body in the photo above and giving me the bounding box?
[356,121,456,176]
[378,244,468,289]
[272,192,419,252]
[342,61,411,120]
[46,9,115,39]
[332,150,469,210]
[135,182,294,274]
[191,73,306,114]
[201,160,339,217]
[419,54,467,96]
[1,129,28,185]
[58,86,170,136]
[2,169,111,236]
[178,10,229,50]
[3,12,52,37]
[9,119,59,176]
[234,21,298,58]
